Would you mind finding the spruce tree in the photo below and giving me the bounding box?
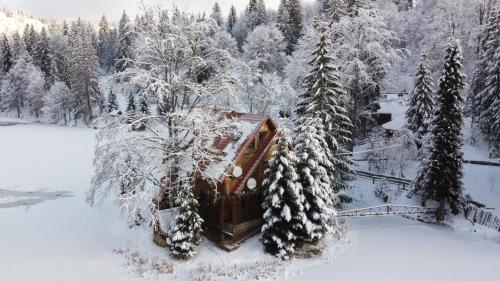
[285,0,303,55]
[127,92,136,113]
[247,0,267,31]
[23,24,36,56]
[11,33,26,60]
[32,27,51,84]
[324,0,347,23]
[262,128,307,259]
[107,90,118,113]
[406,52,434,148]
[296,27,355,204]
[116,11,134,72]
[416,39,466,221]
[98,15,110,69]
[211,2,224,28]
[139,93,150,115]
[50,34,71,88]
[295,115,335,242]
[1,34,13,74]
[68,19,102,124]
[477,12,499,153]
[277,0,290,36]
[469,11,496,125]
[227,6,238,34]
[166,179,204,260]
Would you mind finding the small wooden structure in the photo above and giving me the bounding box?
[155,111,278,251]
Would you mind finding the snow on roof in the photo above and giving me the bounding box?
[378,97,407,131]
[201,112,270,181]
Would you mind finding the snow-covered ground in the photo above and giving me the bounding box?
[1,123,499,280]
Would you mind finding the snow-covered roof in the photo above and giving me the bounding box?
[201,112,275,182]
[378,97,407,131]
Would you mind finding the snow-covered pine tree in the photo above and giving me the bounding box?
[166,177,204,260]
[405,52,434,149]
[282,0,303,55]
[11,33,26,60]
[262,128,307,259]
[346,0,367,17]
[477,11,499,154]
[98,15,110,69]
[50,33,71,88]
[296,26,355,204]
[126,92,136,113]
[116,11,134,72]
[247,0,267,31]
[32,27,51,84]
[294,115,337,242]
[139,93,150,115]
[107,90,118,113]
[211,2,224,28]
[277,0,290,38]
[68,20,102,124]
[469,11,496,125]
[227,5,238,34]
[417,39,466,221]
[23,24,36,56]
[324,0,347,24]
[1,34,13,74]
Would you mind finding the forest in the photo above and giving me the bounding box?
[0,0,499,271]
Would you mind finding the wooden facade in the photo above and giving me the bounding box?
[156,112,278,252]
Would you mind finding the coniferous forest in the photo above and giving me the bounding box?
[0,0,499,280]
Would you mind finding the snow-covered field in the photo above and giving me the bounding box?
[1,123,499,280]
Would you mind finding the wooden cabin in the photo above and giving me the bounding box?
[155,111,278,251]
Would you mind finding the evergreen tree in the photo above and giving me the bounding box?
[1,34,13,74]
[469,11,495,123]
[166,179,204,260]
[476,12,499,153]
[139,93,150,115]
[284,0,303,55]
[127,92,136,113]
[277,0,289,35]
[416,39,466,221]
[32,27,51,84]
[323,0,347,23]
[406,52,434,148]
[11,33,26,60]
[294,116,336,242]
[247,0,267,31]
[262,128,307,259]
[62,21,69,36]
[107,90,118,113]
[50,33,71,88]
[68,20,102,124]
[227,5,238,34]
[211,2,224,27]
[23,24,36,56]
[116,11,134,72]
[296,27,355,204]
[98,15,110,69]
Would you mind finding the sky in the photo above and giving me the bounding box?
[0,0,314,22]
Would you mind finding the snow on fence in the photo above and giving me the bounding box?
[355,170,412,189]
[338,204,437,218]
[464,205,500,232]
